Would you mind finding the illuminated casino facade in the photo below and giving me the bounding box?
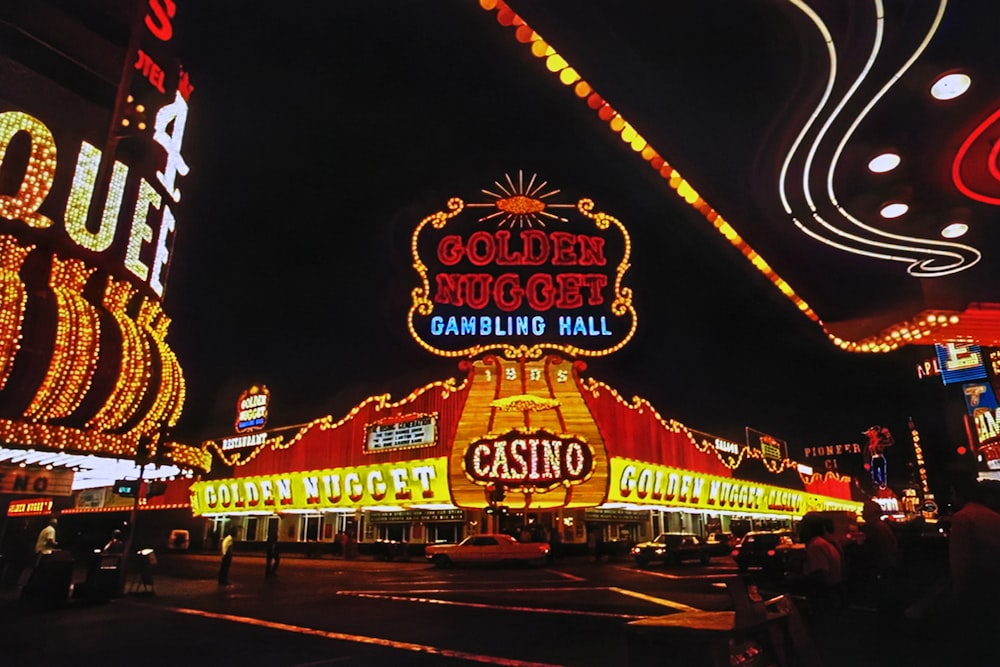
[191,179,860,548]
[0,1,208,468]
[0,1,211,539]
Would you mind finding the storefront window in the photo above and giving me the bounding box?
[376,524,410,542]
[299,514,323,542]
[244,516,259,541]
[426,523,463,544]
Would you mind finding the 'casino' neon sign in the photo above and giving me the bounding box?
[408,174,637,359]
[464,429,594,492]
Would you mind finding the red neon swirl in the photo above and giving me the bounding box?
[952,106,1000,205]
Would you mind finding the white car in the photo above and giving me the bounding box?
[425,533,550,567]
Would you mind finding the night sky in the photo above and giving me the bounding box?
[162,1,964,495]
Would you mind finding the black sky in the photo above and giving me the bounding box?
[162,1,966,495]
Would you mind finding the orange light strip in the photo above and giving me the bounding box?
[203,376,469,468]
[0,419,140,458]
[477,0,990,352]
[580,376,805,476]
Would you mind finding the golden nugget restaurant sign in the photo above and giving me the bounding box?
[609,458,807,516]
[189,458,450,515]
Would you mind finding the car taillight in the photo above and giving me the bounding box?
[767,549,776,556]
[731,550,739,557]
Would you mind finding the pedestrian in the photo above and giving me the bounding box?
[548,526,562,564]
[336,530,348,557]
[264,525,280,578]
[943,475,1000,664]
[858,501,899,623]
[34,516,58,558]
[793,513,845,617]
[102,529,125,554]
[218,526,237,586]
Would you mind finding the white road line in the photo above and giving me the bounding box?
[546,568,587,581]
[606,587,702,612]
[163,605,567,667]
[340,591,642,619]
[616,565,732,581]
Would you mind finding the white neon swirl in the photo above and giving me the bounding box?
[779,0,980,278]
[777,0,837,216]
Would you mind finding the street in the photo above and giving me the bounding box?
[0,552,951,667]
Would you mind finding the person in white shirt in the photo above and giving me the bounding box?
[218,526,237,586]
[34,517,58,556]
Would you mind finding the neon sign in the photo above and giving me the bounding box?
[365,413,437,452]
[189,457,450,514]
[935,343,987,385]
[464,428,595,493]
[235,385,270,433]
[408,173,636,359]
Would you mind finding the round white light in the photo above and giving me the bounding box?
[930,73,971,100]
[868,153,901,173]
[941,222,969,238]
[880,202,909,218]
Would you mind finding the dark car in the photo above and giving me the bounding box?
[630,532,712,566]
[704,532,737,557]
[731,530,804,577]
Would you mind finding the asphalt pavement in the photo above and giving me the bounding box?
[0,551,962,667]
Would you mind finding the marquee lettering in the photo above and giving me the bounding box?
[465,430,593,490]
[191,460,447,514]
[615,461,806,515]
[0,110,181,298]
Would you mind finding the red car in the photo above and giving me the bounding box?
[425,534,550,567]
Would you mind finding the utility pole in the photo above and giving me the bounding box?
[117,462,146,595]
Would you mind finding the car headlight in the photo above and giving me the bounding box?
[654,548,665,554]
[631,547,640,554]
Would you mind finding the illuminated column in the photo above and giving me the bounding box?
[87,278,149,430]
[0,235,33,390]
[909,418,932,500]
[24,256,100,421]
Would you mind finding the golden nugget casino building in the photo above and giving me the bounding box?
[190,179,860,551]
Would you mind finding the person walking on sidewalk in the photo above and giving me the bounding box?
[264,526,280,578]
[218,526,238,586]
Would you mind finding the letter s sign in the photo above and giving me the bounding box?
[145,0,177,41]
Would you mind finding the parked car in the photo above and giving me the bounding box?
[704,532,737,557]
[630,532,712,566]
[425,534,550,567]
[731,530,804,577]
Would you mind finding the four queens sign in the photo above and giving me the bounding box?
[408,173,636,359]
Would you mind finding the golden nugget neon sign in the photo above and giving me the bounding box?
[610,458,806,515]
[189,458,449,515]
[408,173,637,359]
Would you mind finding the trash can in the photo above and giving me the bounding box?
[20,551,74,607]
[76,551,123,602]
[127,549,156,594]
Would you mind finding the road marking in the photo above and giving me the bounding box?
[346,586,591,595]
[606,587,701,612]
[339,591,642,619]
[617,565,733,581]
[163,605,567,667]
[546,569,586,581]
